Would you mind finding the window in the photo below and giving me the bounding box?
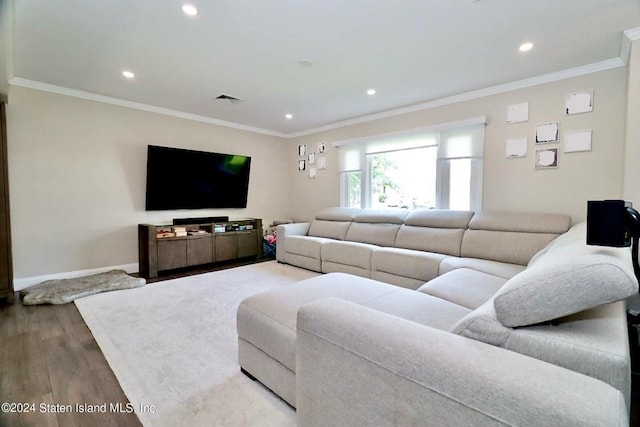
[368,147,437,209]
[338,118,485,211]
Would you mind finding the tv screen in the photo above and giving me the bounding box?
[145,145,251,210]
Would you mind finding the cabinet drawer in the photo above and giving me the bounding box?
[216,234,237,261]
[157,239,187,271]
[187,237,213,266]
[238,231,259,258]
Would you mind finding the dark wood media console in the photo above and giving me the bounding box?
[138,218,263,279]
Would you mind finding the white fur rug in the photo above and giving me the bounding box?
[75,261,319,426]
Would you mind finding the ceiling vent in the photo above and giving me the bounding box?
[215,94,243,105]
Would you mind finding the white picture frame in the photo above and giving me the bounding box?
[298,160,306,171]
[535,148,559,169]
[535,122,559,144]
[565,91,593,115]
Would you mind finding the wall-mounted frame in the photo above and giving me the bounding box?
[317,156,327,170]
[564,129,592,153]
[535,148,558,169]
[308,152,316,164]
[309,167,317,179]
[317,141,326,153]
[565,90,593,115]
[506,102,529,124]
[298,144,306,157]
[505,137,527,158]
[298,160,306,171]
[535,122,559,144]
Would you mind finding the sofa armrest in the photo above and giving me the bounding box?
[296,298,627,427]
[276,222,311,262]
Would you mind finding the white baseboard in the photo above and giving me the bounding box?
[13,263,139,291]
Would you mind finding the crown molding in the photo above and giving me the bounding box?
[7,55,626,141]
[624,27,640,41]
[287,57,624,139]
[8,77,287,138]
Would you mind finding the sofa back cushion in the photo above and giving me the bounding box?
[315,207,361,221]
[308,220,352,240]
[395,210,473,256]
[353,208,408,224]
[460,212,571,265]
[403,209,474,228]
[452,299,632,407]
[347,223,401,247]
[396,227,465,257]
[493,223,639,327]
[308,207,361,240]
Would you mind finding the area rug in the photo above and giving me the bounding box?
[21,269,146,305]
[75,261,319,426]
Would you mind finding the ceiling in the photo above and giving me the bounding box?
[7,0,640,136]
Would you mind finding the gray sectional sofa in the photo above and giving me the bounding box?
[237,208,638,425]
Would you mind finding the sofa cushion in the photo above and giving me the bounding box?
[308,220,351,240]
[371,247,445,289]
[321,241,377,277]
[461,211,571,266]
[237,273,398,373]
[493,247,639,328]
[468,211,571,234]
[346,222,401,247]
[395,226,465,256]
[315,207,361,221]
[285,235,330,259]
[353,208,408,224]
[461,230,558,266]
[452,299,632,407]
[403,209,474,228]
[439,256,525,279]
[418,268,507,310]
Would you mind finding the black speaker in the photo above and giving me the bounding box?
[173,216,229,225]
[587,200,630,247]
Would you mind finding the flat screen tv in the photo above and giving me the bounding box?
[145,145,251,210]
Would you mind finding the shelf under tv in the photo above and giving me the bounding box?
[138,218,263,279]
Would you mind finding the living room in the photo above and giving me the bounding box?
[2,1,640,426]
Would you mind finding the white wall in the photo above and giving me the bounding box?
[7,86,289,281]
[289,67,628,223]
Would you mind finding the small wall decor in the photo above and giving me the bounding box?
[309,167,317,179]
[298,160,306,171]
[317,156,327,170]
[317,141,326,153]
[535,148,559,169]
[565,91,593,115]
[506,102,529,124]
[308,152,316,164]
[298,144,306,157]
[564,129,592,153]
[535,122,559,144]
[505,137,527,158]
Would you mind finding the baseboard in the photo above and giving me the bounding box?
[13,263,139,291]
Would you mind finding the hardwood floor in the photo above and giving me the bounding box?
[0,300,142,427]
[0,256,275,427]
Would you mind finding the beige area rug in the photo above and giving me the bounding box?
[75,261,319,427]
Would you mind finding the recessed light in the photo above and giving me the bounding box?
[285,114,293,120]
[122,70,135,79]
[367,89,376,96]
[182,4,198,16]
[519,42,533,52]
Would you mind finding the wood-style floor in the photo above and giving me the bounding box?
[0,257,273,427]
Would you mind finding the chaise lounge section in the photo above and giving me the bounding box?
[238,208,638,425]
